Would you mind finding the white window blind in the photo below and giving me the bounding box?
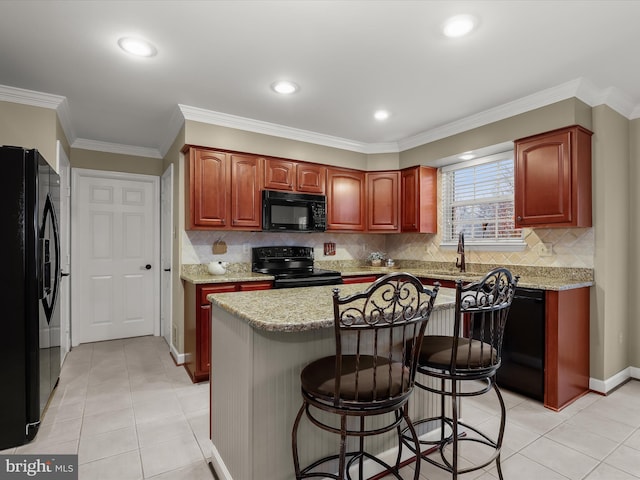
[441,151,523,245]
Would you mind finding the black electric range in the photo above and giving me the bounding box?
[251,246,343,289]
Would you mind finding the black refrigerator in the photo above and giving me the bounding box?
[0,146,61,449]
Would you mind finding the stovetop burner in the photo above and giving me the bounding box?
[252,246,343,288]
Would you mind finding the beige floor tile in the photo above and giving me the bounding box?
[604,444,640,477]
[584,462,640,480]
[83,391,133,417]
[78,450,143,480]
[78,426,138,464]
[545,421,620,460]
[139,432,203,478]
[520,436,599,480]
[505,400,568,435]
[133,394,183,424]
[136,413,193,448]
[566,409,635,443]
[144,460,214,480]
[623,429,640,451]
[81,406,136,437]
[493,452,568,480]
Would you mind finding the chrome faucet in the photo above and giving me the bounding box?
[456,232,466,272]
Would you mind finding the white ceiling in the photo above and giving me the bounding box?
[1,0,640,159]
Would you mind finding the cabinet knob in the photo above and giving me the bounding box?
[517,216,522,221]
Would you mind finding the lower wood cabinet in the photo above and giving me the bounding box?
[184,280,272,382]
[341,275,379,284]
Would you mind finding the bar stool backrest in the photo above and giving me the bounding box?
[331,272,439,408]
[452,267,518,376]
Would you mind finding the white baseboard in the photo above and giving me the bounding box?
[170,344,185,365]
[209,442,234,480]
[590,366,640,394]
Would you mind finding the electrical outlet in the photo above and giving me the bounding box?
[538,242,552,257]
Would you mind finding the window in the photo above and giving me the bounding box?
[441,151,524,249]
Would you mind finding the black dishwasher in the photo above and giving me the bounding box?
[496,287,545,401]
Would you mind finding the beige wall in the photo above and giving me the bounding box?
[185,120,369,170]
[400,98,592,168]
[630,118,640,368]
[591,106,631,380]
[0,100,58,165]
[70,148,163,176]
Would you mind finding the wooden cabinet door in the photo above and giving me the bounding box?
[326,167,366,231]
[264,158,295,191]
[188,148,229,228]
[198,304,211,375]
[401,166,437,233]
[296,163,326,194]
[367,172,400,231]
[230,154,262,229]
[515,125,592,228]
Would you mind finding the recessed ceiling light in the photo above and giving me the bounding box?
[459,152,475,160]
[118,37,157,57]
[271,81,299,94]
[443,14,477,38]
[374,110,390,121]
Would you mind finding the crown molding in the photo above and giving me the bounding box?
[179,104,390,154]
[71,138,162,159]
[398,79,590,151]
[0,84,65,109]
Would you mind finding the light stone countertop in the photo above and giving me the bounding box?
[182,265,593,291]
[208,283,457,333]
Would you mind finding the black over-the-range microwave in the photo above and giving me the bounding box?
[262,189,326,232]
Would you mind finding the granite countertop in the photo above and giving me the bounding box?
[181,262,593,291]
[337,267,593,291]
[208,283,456,333]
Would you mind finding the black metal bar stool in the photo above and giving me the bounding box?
[291,272,439,480]
[405,267,518,479]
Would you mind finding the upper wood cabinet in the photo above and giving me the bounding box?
[401,166,437,233]
[184,146,261,230]
[186,147,230,229]
[514,125,592,228]
[230,154,262,229]
[263,157,326,194]
[366,171,400,232]
[326,167,366,231]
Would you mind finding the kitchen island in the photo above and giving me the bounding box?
[206,283,456,480]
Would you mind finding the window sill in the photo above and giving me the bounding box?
[440,241,527,252]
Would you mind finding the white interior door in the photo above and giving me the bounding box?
[161,164,174,347]
[56,141,71,362]
[71,169,160,345]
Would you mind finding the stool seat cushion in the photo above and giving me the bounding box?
[301,355,410,402]
[418,335,497,370]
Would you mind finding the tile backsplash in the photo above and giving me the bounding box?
[183,227,594,269]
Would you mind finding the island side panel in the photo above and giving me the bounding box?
[210,300,455,480]
[210,304,254,480]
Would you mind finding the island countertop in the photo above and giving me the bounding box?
[208,283,456,333]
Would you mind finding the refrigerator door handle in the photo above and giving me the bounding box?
[39,193,60,324]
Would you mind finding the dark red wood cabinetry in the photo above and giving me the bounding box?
[401,166,437,233]
[366,171,400,232]
[326,167,366,231]
[514,125,593,228]
[184,146,261,230]
[263,158,326,194]
[184,280,272,382]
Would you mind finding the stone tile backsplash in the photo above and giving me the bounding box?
[183,226,594,269]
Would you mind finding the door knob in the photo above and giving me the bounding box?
[145,264,152,270]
